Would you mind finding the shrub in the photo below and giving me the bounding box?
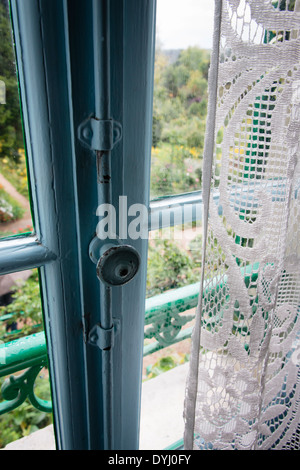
[145,353,190,380]
[146,238,201,297]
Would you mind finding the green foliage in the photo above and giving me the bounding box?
[145,353,189,380]
[150,144,202,198]
[0,148,30,198]
[0,270,43,340]
[0,0,24,162]
[146,238,201,297]
[152,113,163,148]
[152,47,210,140]
[150,46,209,198]
[188,233,203,265]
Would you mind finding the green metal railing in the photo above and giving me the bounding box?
[144,282,199,356]
[0,263,259,417]
[0,281,200,417]
[0,333,51,415]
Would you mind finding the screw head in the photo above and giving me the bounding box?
[82,126,92,141]
[96,245,140,286]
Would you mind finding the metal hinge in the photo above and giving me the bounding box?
[78,117,122,151]
[88,319,120,350]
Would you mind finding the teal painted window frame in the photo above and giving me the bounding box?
[1,0,157,450]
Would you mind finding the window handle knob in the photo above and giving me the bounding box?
[89,237,140,286]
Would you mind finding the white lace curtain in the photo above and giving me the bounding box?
[184,0,300,450]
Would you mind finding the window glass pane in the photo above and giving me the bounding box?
[0,268,53,448]
[0,269,42,342]
[0,0,33,239]
[150,0,214,200]
[141,0,214,450]
[141,218,202,449]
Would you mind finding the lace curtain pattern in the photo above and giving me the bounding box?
[184,0,300,450]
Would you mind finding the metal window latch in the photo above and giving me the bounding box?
[89,236,140,286]
[78,117,122,151]
[87,239,139,351]
[88,319,120,351]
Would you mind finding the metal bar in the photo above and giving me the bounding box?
[112,0,157,449]
[148,181,290,232]
[149,191,219,231]
[92,0,114,451]
[93,0,110,119]
[0,262,259,381]
[149,191,203,231]
[0,184,286,280]
[145,281,200,321]
[0,236,56,275]
[0,331,47,377]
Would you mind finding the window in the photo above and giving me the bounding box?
[0,0,157,450]
[0,0,214,451]
[140,0,214,449]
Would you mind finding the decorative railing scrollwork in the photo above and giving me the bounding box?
[0,332,52,416]
[0,283,200,417]
[0,364,52,415]
[144,282,200,355]
[0,265,254,415]
[144,311,195,349]
[0,270,258,417]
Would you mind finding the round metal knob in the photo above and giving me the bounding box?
[96,244,140,286]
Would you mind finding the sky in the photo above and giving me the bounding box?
[156,0,215,50]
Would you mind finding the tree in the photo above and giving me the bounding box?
[0,0,23,161]
[152,46,210,154]
[177,47,210,80]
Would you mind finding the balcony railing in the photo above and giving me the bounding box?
[0,281,199,416]
[0,194,205,418]
[0,262,259,418]
[0,190,264,430]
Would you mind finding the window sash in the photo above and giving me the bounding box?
[4,0,157,450]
